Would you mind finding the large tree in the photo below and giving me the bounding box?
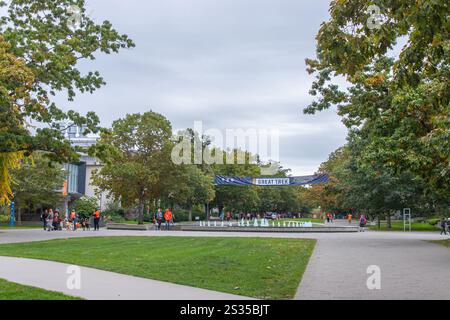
[91,111,175,224]
[305,1,449,208]
[168,165,215,221]
[0,0,134,202]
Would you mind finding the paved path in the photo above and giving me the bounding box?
[0,256,251,300]
[295,232,450,300]
[1,228,449,299]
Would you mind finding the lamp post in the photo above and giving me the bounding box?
[9,191,16,227]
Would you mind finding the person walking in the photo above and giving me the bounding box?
[53,210,60,231]
[46,209,54,231]
[347,213,353,224]
[93,208,101,231]
[70,210,78,231]
[41,209,49,231]
[164,208,173,230]
[440,218,447,235]
[359,214,367,232]
[155,208,163,230]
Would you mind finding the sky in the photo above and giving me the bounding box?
[54,0,348,176]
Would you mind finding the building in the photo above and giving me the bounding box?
[61,122,109,215]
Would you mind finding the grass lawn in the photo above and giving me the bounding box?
[0,224,41,229]
[429,239,450,248]
[0,236,315,299]
[369,221,439,232]
[0,278,82,300]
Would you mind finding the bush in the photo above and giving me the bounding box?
[0,214,10,223]
[427,218,441,227]
[70,196,98,219]
[173,208,206,222]
[102,202,126,222]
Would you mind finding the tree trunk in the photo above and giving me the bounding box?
[17,207,22,226]
[386,211,391,229]
[377,214,381,229]
[188,207,193,222]
[138,199,144,225]
[205,203,210,220]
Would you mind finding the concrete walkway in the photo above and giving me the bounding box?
[295,233,450,300]
[0,256,251,300]
[1,228,450,299]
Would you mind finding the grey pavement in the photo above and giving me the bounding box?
[0,256,252,300]
[1,228,450,299]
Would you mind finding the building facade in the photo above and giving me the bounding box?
[61,123,109,215]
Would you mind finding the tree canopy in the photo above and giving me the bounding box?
[0,0,134,203]
[305,0,449,212]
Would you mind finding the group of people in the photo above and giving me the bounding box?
[40,208,102,232]
[323,212,367,231]
[153,208,174,230]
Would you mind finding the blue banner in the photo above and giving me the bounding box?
[214,174,328,186]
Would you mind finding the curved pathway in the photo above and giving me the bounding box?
[0,256,252,300]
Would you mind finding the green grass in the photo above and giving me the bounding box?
[0,224,41,229]
[0,278,82,300]
[369,220,439,232]
[429,239,450,248]
[0,236,315,299]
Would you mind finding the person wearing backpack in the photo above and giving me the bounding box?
[46,209,54,231]
[70,210,78,231]
[41,209,49,231]
[440,218,447,235]
[359,215,367,232]
[156,208,163,230]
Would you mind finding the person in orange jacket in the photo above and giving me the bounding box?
[93,208,101,231]
[164,209,173,230]
[347,213,353,224]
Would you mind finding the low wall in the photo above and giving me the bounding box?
[179,225,359,233]
[106,222,358,233]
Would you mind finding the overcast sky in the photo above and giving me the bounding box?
[55,0,348,176]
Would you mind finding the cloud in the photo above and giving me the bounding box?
[54,0,347,175]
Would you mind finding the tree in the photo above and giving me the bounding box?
[10,153,65,223]
[305,1,449,209]
[91,111,175,224]
[0,0,134,202]
[211,149,261,215]
[0,35,35,203]
[169,165,215,221]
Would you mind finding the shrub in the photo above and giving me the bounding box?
[70,197,98,219]
[0,214,10,223]
[427,218,441,227]
[173,208,206,222]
